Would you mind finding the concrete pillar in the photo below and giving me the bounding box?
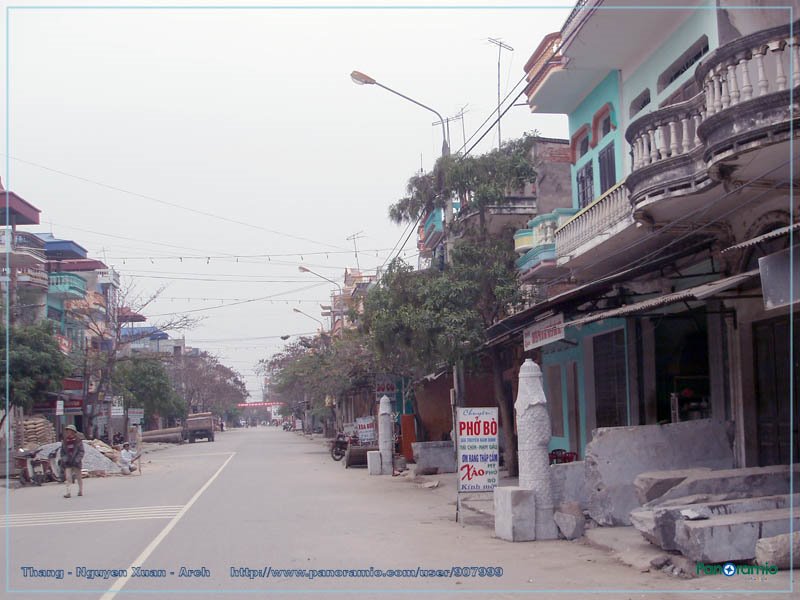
[515,359,558,540]
[378,395,393,475]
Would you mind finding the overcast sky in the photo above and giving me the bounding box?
[4,1,571,398]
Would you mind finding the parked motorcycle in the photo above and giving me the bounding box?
[330,432,350,461]
[14,449,53,486]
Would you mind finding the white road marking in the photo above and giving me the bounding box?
[4,506,183,528]
[99,452,236,600]
[161,452,236,458]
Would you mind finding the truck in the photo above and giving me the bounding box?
[185,412,215,443]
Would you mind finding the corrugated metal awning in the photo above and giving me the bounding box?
[722,223,800,253]
[568,270,760,327]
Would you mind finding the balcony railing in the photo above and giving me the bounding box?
[48,273,87,298]
[627,21,797,184]
[0,230,46,262]
[16,267,49,288]
[555,181,630,259]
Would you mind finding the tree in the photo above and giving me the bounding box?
[113,356,186,425]
[0,321,71,411]
[366,133,538,476]
[169,351,248,418]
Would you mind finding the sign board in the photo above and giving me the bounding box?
[128,408,145,424]
[110,396,124,417]
[295,419,303,431]
[523,313,565,350]
[375,374,397,398]
[355,416,376,443]
[760,244,799,310]
[456,407,499,493]
[56,400,64,416]
[343,422,356,437]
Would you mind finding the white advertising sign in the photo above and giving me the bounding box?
[111,396,125,417]
[56,400,64,416]
[355,416,376,444]
[523,313,565,350]
[128,408,145,424]
[456,407,499,492]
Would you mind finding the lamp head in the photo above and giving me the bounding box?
[350,70,376,85]
[298,266,310,273]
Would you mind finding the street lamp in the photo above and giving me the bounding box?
[350,70,449,157]
[298,266,344,331]
[292,307,323,330]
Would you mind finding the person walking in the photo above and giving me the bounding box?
[61,424,84,498]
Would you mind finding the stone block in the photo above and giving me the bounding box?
[755,532,800,569]
[645,464,799,506]
[551,461,588,510]
[554,510,585,540]
[674,508,800,563]
[494,486,536,542]
[584,420,734,526]
[633,468,712,504]
[366,451,382,476]
[631,493,798,551]
[411,441,456,474]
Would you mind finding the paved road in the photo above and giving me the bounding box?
[2,428,794,599]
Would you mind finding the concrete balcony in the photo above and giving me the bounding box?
[626,21,799,207]
[48,272,87,299]
[514,229,534,254]
[420,208,444,252]
[555,181,632,262]
[0,231,46,268]
[16,266,49,289]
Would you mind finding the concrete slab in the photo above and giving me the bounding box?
[584,420,734,526]
[411,441,456,474]
[367,451,382,476]
[493,486,536,542]
[674,508,800,563]
[633,468,712,504]
[756,532,800,569]
[631,493,799,551]
[645,464,799,506]
[551,461,588,509]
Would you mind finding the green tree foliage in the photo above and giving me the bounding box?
[113,356,186,423]
[264,330,376,420]
[0,322,71,410]
[388,133,537,230]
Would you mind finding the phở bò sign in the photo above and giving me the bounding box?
[456,407,499,492]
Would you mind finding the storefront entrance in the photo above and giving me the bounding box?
[753,315,799,466]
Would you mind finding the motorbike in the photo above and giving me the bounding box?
[14,449,53,486]
[329,432,351,461]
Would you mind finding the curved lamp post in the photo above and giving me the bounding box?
[350,70,450,157]
[292,307,323,330]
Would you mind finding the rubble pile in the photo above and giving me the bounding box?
[34,441,122,476]
[630,464,799,566]
[21,418,56,448]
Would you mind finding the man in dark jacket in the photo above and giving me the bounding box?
[61,424,84,498]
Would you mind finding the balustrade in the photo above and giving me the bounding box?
[555,182,630,258]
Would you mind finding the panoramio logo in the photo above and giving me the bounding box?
[696,562,779,577]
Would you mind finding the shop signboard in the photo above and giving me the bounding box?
[523,313,565,350]
[456,407,499,493]
[355,416,376,443]
[56,400,64,416]
[111,396,124,417]
[128,408,145,424]
[760,244,799,310]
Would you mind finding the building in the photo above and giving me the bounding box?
[488,1,798,467]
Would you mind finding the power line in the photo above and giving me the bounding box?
[7,154,350,251]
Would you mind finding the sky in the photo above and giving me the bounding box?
[3,1,572,399]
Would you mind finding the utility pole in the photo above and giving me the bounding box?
[488,38,514,150]
[432,106,469,154]
[346,231,365,271]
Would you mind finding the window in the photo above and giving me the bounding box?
[598,142,616,195]
[576,162,594,208]
[658,36,709,93]
[579,135,590,157]
[601,115,612,138]
[630,88,651,118]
